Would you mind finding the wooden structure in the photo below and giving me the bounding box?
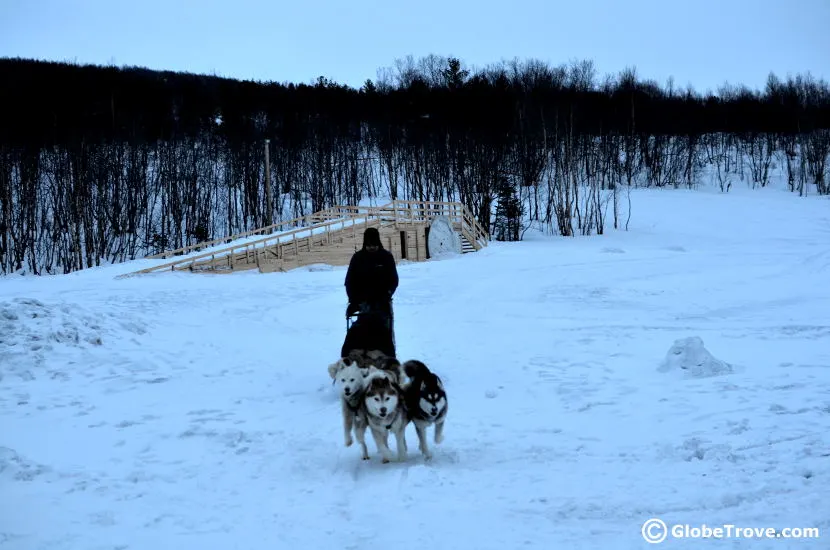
[118,200,489,278]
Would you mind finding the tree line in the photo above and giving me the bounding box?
[1,55,829,274]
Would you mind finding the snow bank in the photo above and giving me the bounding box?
[0,297,148,382]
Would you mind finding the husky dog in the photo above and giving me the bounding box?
[402,360,448,460]
[354,372,408,463]
[335,362,366,447]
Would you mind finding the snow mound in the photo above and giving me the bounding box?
[428,215,462,259]
[0,446,51,482]
[656,437,744,463]
[657,336,733,378]
[0,297,148,381]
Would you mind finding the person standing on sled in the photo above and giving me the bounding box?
[343,227,399,357]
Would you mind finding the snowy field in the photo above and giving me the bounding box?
[1,186,828,549]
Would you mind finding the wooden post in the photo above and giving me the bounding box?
[264,139,273,227]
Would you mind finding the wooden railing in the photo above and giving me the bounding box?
[387,200,489,250]
[224,217,391,273]
[119,200,490,277]
[145,202,395,259]
[120,213,386,277]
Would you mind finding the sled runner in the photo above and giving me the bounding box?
[341,300,396,359]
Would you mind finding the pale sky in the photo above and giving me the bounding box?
[2,0,828,94]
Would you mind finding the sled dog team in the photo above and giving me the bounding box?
[327,348,448,463]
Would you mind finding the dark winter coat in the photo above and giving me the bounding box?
[340,309,396,358]
[344,229,399,306]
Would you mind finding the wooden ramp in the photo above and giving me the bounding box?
[119,200,489,278]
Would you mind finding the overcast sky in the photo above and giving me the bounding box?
[2,0,828,94]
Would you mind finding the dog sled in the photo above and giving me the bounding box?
[341,300,396,359]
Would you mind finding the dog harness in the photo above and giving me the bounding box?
[345,395,362,414]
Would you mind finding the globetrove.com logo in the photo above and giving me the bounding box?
[641,518,821,544]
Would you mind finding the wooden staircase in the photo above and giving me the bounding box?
[460,235,476,254]
[118,200,489,278]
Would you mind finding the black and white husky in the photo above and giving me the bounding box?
[354,370,409,463]
[402,360,448,460]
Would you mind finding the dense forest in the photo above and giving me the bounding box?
[1,55,829,275]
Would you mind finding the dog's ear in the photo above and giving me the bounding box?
[366,375,386,392]
[403,360,427,379]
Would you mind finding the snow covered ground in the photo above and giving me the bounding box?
[1,186,828,549]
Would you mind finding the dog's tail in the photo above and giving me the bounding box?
[402,359,430,379]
